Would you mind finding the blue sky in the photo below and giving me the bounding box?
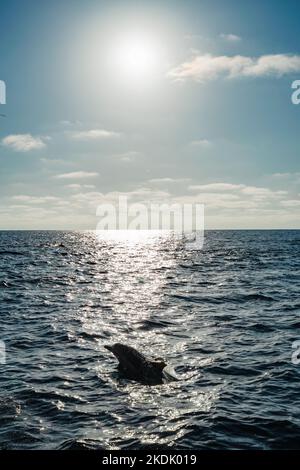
[0,0,300,229]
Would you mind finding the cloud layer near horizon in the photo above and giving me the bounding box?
[1,176,299,230]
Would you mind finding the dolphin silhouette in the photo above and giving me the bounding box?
[105,343,178,385]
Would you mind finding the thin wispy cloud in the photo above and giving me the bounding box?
[2,134,48,152]
[188,183,243,191]
[220,33,241,42]
[54,171,99,180]
[12,195,59,204]
[59,120,82,127]
[281,199,300,207]
[149,177,190,184]
[190,139,212,147]
[188,182,287,200]
[65,184,96,190]
[68,129,120,140]
[113,151,141,163]
[168,54,300,82]
[271,172,300,180]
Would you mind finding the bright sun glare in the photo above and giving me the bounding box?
[112,33,162,84]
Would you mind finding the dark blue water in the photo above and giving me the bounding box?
[0,230,300,450]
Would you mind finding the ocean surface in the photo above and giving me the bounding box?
[0,230,299,450]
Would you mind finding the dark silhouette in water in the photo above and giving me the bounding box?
[105,343,177,385]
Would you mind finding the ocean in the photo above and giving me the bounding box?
[0,230,299,449]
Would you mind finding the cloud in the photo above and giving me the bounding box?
[12,195,59,204]
[68,129,120,140]
[188,183,243,191]
[65,184,96,190]
[244,55,300,77]
[220,33,241,42]
[149,177,190,184]
[67,182,289,216]
[190,139,212,147]
[168,54,300,82]
[55,171,99,180]
[187,182,287,202]
[41,158,64,165]
[2,134,48,152]
[280,199,300,207]
[240,186,287,199]
[3,177,299,229]
[271,172,300,181]
[59,120,82,127]
[113,151,141,163]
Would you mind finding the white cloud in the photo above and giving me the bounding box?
[66,183,288,215]
[68,129,120,140]
[2,134,48,152]
[271,172,293,178]
[113,151,141,163]
[190,139,212,147]
[168,54,300,82]
[281,199,300,207]
[54,171,99,180]
[3,178,300,229]
[220,33,241,42]
[188,183,243,191]
[187,183,288,205]
[12,195,59,204]
[65,184,96,190]
[149,177,190,184]
[240,186,287,198]
[271,172,300,180]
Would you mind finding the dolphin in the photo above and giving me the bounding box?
[105,343,178,385]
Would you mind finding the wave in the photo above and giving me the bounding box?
[1,229,299,450]
[0,250,25,256]
[0,397,21,421]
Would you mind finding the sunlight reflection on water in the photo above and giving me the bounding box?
[73,230,218,448]
[2,230,298,449]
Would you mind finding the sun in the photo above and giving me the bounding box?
[111,32,162,85]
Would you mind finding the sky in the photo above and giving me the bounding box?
[0,0,300,229]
